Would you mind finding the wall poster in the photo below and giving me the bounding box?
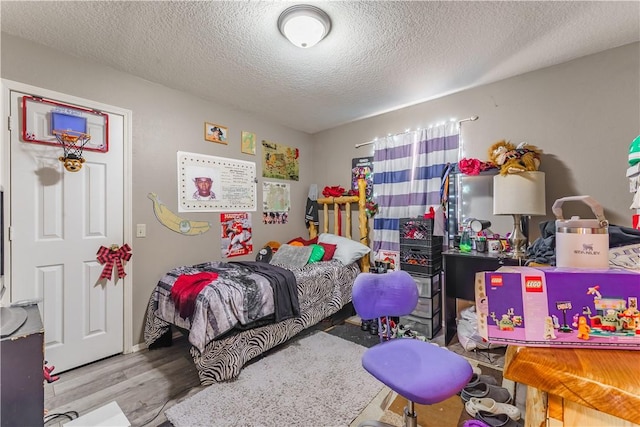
[220,212,253,258]
[351,156,374,200]
[177,151,256,212]
[241,131,256,155]
[262,140,299,181]
[262,181,290,224]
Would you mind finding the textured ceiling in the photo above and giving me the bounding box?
[1,1,639,134]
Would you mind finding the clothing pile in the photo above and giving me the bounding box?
[457,305,505,352]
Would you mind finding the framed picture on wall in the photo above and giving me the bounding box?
[205,122,228,144]
[241,131,256,155]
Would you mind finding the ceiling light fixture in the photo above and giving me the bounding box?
[278,5,331,48]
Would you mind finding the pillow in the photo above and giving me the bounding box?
[318,242,337,261]
[287,236,318,246]
[269,244,313,269]
[255,246,273,263]
[307,244,325,264]
[265,241,281,252]
[317,233,371,265]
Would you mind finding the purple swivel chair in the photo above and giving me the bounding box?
[352,270,473,427]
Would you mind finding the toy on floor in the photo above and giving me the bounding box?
[44,361,59,383]
[396,324,428,341]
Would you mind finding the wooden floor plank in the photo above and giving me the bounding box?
[45,337,199,427]
[44,317,507,427]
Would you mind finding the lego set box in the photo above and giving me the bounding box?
[475,266,640,349]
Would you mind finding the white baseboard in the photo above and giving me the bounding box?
[130,342,147,353]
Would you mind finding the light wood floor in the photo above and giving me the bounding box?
[44,335,204,427]
[44,321,507,427]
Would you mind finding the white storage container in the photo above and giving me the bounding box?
[412,273,441,297]
[411,293,441,318]
[552,195,609,269]
[401,312,442,339]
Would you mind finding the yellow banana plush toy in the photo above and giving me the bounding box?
[147,193,211,235]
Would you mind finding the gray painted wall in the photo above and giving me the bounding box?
[315,42,639,241]
[1,33,315,345]
[2,33,638,346]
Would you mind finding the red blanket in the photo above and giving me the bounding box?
[170,272,219,319]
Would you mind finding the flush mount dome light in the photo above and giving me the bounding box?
[278,4,331,48]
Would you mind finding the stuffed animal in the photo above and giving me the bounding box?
[488,140,542,175]
[59,154,86,172]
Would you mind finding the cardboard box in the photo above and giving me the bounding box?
[476,266,640,350]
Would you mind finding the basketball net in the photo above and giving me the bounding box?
[53,129,91,172]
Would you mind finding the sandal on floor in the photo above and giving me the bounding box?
[460,382,512,404]
[465,397,521,420]
[475,410,522,427]
[466,373,499,387]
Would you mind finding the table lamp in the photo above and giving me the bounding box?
[493,171,546,258]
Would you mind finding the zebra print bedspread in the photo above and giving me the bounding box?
[144,259,359,384]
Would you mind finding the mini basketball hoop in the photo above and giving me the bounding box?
[53,129,91,172]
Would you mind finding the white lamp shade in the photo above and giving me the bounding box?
[493,171,546,216]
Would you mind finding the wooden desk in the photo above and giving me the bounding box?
[504,346,640,426]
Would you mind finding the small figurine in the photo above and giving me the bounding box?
[577,316,591,340]
[551,315,560,329]
[490,311,516,330]
[587,285,602,300]
[498,314,515,331]
[572,313,579,328]
[544,316,557,340]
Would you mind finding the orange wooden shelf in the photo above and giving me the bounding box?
[504,345,640,425]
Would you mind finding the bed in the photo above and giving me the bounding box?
[144,179,370,385]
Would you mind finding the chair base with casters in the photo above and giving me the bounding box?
[352,271,473,427]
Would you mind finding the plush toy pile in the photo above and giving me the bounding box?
[488,140,542,175]
[458,140,543,176]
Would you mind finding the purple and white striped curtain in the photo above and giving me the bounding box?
[372,121,459,253]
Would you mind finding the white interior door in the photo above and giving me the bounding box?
[9,88,125,373]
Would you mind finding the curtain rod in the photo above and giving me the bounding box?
[354,115,479,148]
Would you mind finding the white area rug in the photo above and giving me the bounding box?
[165,331,383,427]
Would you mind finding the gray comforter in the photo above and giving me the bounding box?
[145,259,360,384]
[150,261,298,352]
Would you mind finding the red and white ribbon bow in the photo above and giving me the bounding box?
[97,244,132,280]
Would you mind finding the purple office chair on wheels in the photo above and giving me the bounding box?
[352,270,473,427]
